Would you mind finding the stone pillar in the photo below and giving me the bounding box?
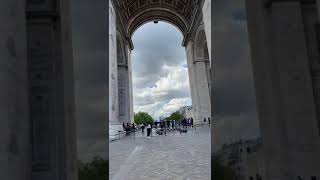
[59,0,77,179]
[127,47,134,123]
[116,34,131,125]
[202,0,212,63]
[186,42,201,123]
[26,0,76,179]
[246,0,320,179]
[186,40,211,124]
[194,60,211,123]
[117,65,130,124]
[0,1,30,180]
[109,1,121,137]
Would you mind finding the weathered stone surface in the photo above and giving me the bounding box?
[0,1,29,180]
[202,0,211,63]
[26,0,77,179]
[246,0,320,179]
[109,0,119,127]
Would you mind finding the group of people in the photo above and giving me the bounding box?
[123,122,136,134]
[122,122,154,137]
[139,123,152,137]
[203,117,211,124]
[123,116,211,137]
[179,118,194,128]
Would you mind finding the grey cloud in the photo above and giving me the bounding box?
[132,22,186,77]
[134,88,191,106]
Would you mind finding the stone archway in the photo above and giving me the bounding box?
[109,0,212,131]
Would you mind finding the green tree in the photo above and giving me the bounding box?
[134,111,154,125]
[166,111,184,122]
[78,156,108,180]
[212,158,236,180]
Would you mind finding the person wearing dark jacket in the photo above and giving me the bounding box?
[141,123,145,134]
[146,124,152,137]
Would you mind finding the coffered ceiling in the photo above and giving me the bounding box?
[112,0,200,37]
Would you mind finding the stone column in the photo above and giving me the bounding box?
[109,1,121,137]
[118,65,130,124]
[186,42,200,123]
[0,1,30,180]
[26,0,76,179]
[246,0,320,179]
[202,0,212,63]
[59,0,77,179]
[186,39,211,124]
[127,47,134,123]
[194,60,211,123]
[116,35,131,125]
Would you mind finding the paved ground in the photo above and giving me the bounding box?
[109,126,211,180]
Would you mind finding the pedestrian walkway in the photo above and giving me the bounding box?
[109,127,211,180]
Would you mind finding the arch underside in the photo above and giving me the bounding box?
[128,9,188,37]
[112,0,200,47]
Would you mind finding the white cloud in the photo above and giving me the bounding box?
[162,98,191,113]
[133,63,191,119]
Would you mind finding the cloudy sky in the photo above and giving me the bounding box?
[131,22,191,120]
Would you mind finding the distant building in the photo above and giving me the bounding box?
[178,106,193,119]
[157,116,164,122]
[212,138,264,180]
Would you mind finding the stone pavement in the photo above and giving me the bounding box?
[109,127,211,180]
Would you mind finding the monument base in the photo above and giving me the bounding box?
[109,124,125,141]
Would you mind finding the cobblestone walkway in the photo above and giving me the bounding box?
[109,127,211,180]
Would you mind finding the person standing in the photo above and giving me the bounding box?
[147,124,151,138]
[191,118,193,128]
[208,117,211,125]
[132,123,136,132]
[141,123,145,134]
[123,122,126,131]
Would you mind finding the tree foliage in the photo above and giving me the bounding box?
[166,111,184,121]
[78,157,108,180]
[134,111,154,125]
[212,158,236,180]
